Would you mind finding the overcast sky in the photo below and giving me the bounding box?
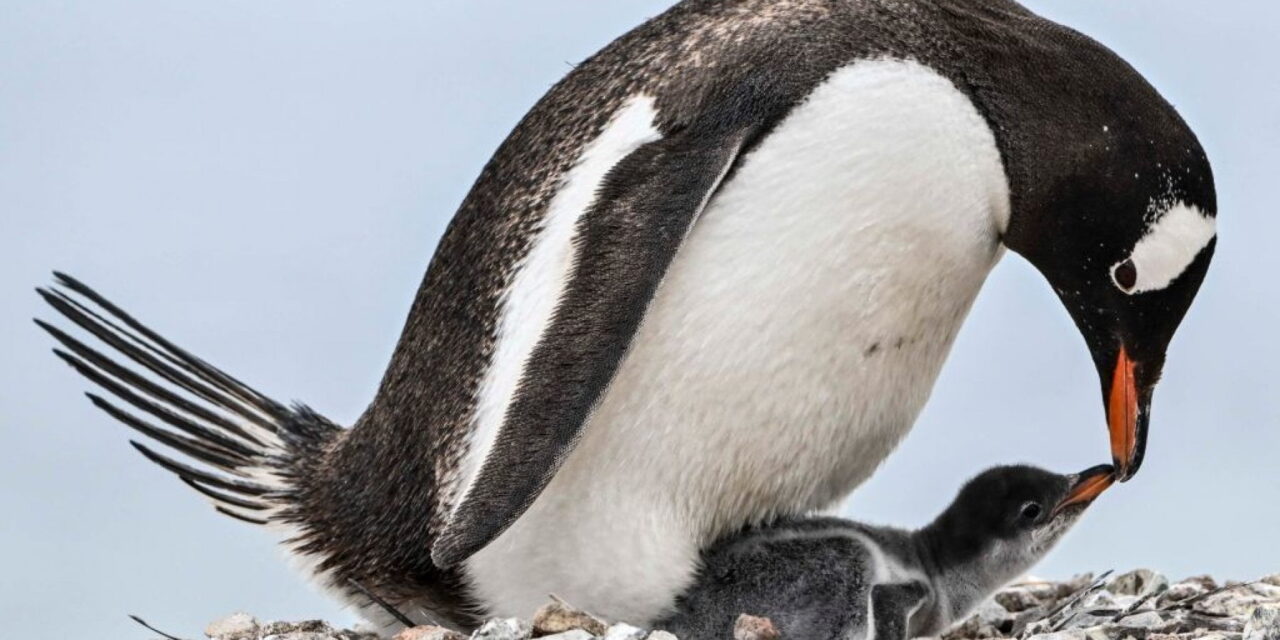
[2,2,1276,638]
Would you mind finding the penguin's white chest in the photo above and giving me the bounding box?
[465,59,1010,622]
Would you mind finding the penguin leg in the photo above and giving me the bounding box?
[868,581,930,640]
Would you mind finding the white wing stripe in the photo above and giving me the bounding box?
[456,95,663,509]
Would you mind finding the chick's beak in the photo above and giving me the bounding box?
[1107,346,1145,481]
[1054,464,1117,515]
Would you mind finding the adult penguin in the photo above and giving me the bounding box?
[39,0,1216,631]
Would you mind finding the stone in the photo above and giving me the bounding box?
[733,614,780,640]
[1108,570,1170,598]
[1025,630,1087,640]
[538,631,596,640]
[996,587,1044,612]
[394,625,467,640]
[1163,580,1211,605]
[533,600,609,636]
[1196,589,1268,618]
[1118,611,1167,628]
[473,618,534,640]
[1244,605,1280,640]
[601,623,646,640]
[646,632,679,640]
[207,613,260,639]
[260,620,334,635]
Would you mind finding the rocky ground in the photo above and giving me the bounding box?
[190,570,1280,640]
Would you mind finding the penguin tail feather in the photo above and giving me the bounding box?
[34,272,342,526]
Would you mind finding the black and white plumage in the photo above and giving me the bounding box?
[39,0,1216,633]
[658,465,1116,640]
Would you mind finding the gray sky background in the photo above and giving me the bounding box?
[2,2,1276,637]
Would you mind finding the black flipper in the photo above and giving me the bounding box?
[432,115,770,566]
[870,581,931,640]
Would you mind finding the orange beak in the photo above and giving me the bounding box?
[1107,346,1139,479]
[1053,464,1117,514]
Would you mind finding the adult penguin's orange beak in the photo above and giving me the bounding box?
[1105,346,1150,481]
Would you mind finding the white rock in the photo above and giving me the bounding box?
[1025,630,1087,640]
[646,632,679,640]
[206,613,260,639]
[396,625,468,640]
[1117,611,1166,628]
[602,623,646,640]
[471,618,532,640]
[1107,570,1168,598]
[1245,604,1280,640]
[539,631,596,640]
[975,599,1012,625]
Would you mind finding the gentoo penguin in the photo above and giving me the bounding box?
[37,0,1216,633]
[658,464,1117,640]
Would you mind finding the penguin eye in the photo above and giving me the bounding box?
[1112,259,1138,292]
[1019,502,1043,521]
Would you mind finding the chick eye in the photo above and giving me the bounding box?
[1019,502,1043,521]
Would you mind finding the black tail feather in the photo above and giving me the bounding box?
[37,272,343,528]
[43,332,266,448]
[88,393,249,472]
[129,441,274,497]
[51,271,289,420]
[215,506,270,526]
[180,477,269,512]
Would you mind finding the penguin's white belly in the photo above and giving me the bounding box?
[464,59,1010,622]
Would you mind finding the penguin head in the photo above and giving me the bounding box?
[998,71,1217,482]
[922,464,1115,577]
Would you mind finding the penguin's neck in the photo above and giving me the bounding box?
[911,524,1027,634]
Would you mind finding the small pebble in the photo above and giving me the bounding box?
[538,631,595,640]
[646,632,679,640]
[206,612,260,639]
[733,614,780,640]
[473,618,533,640]
[996,588,1043,612]
[1108,570,1169,598]
[602,623,646,640]
[533,599,609,636]
[394,625,467,640]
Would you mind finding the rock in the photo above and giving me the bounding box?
[602,623,646,640]
[996,588,1044,612]
[1109,570,1170,598]
[538,631,595,640]
[207,613,260,639]
[533,599,609,636]
[260,620,335,635]
[1118,611,1167,628]
[473,618,533,640]
[646,632,679,640]
[394,626,467,640]
[1025,630,1088,640]
[733,614,780,640]
[1244,605,1280,640]
[1196,589,1269,618]
[1262,576,1280,589]
[1163,580,1211,606]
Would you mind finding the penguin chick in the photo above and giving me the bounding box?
[657,464,1116,640]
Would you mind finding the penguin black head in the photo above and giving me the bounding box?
[971,15,1220,482]
[919,464,1116,576]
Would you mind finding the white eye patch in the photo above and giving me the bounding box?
[1111,202,1216,295]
